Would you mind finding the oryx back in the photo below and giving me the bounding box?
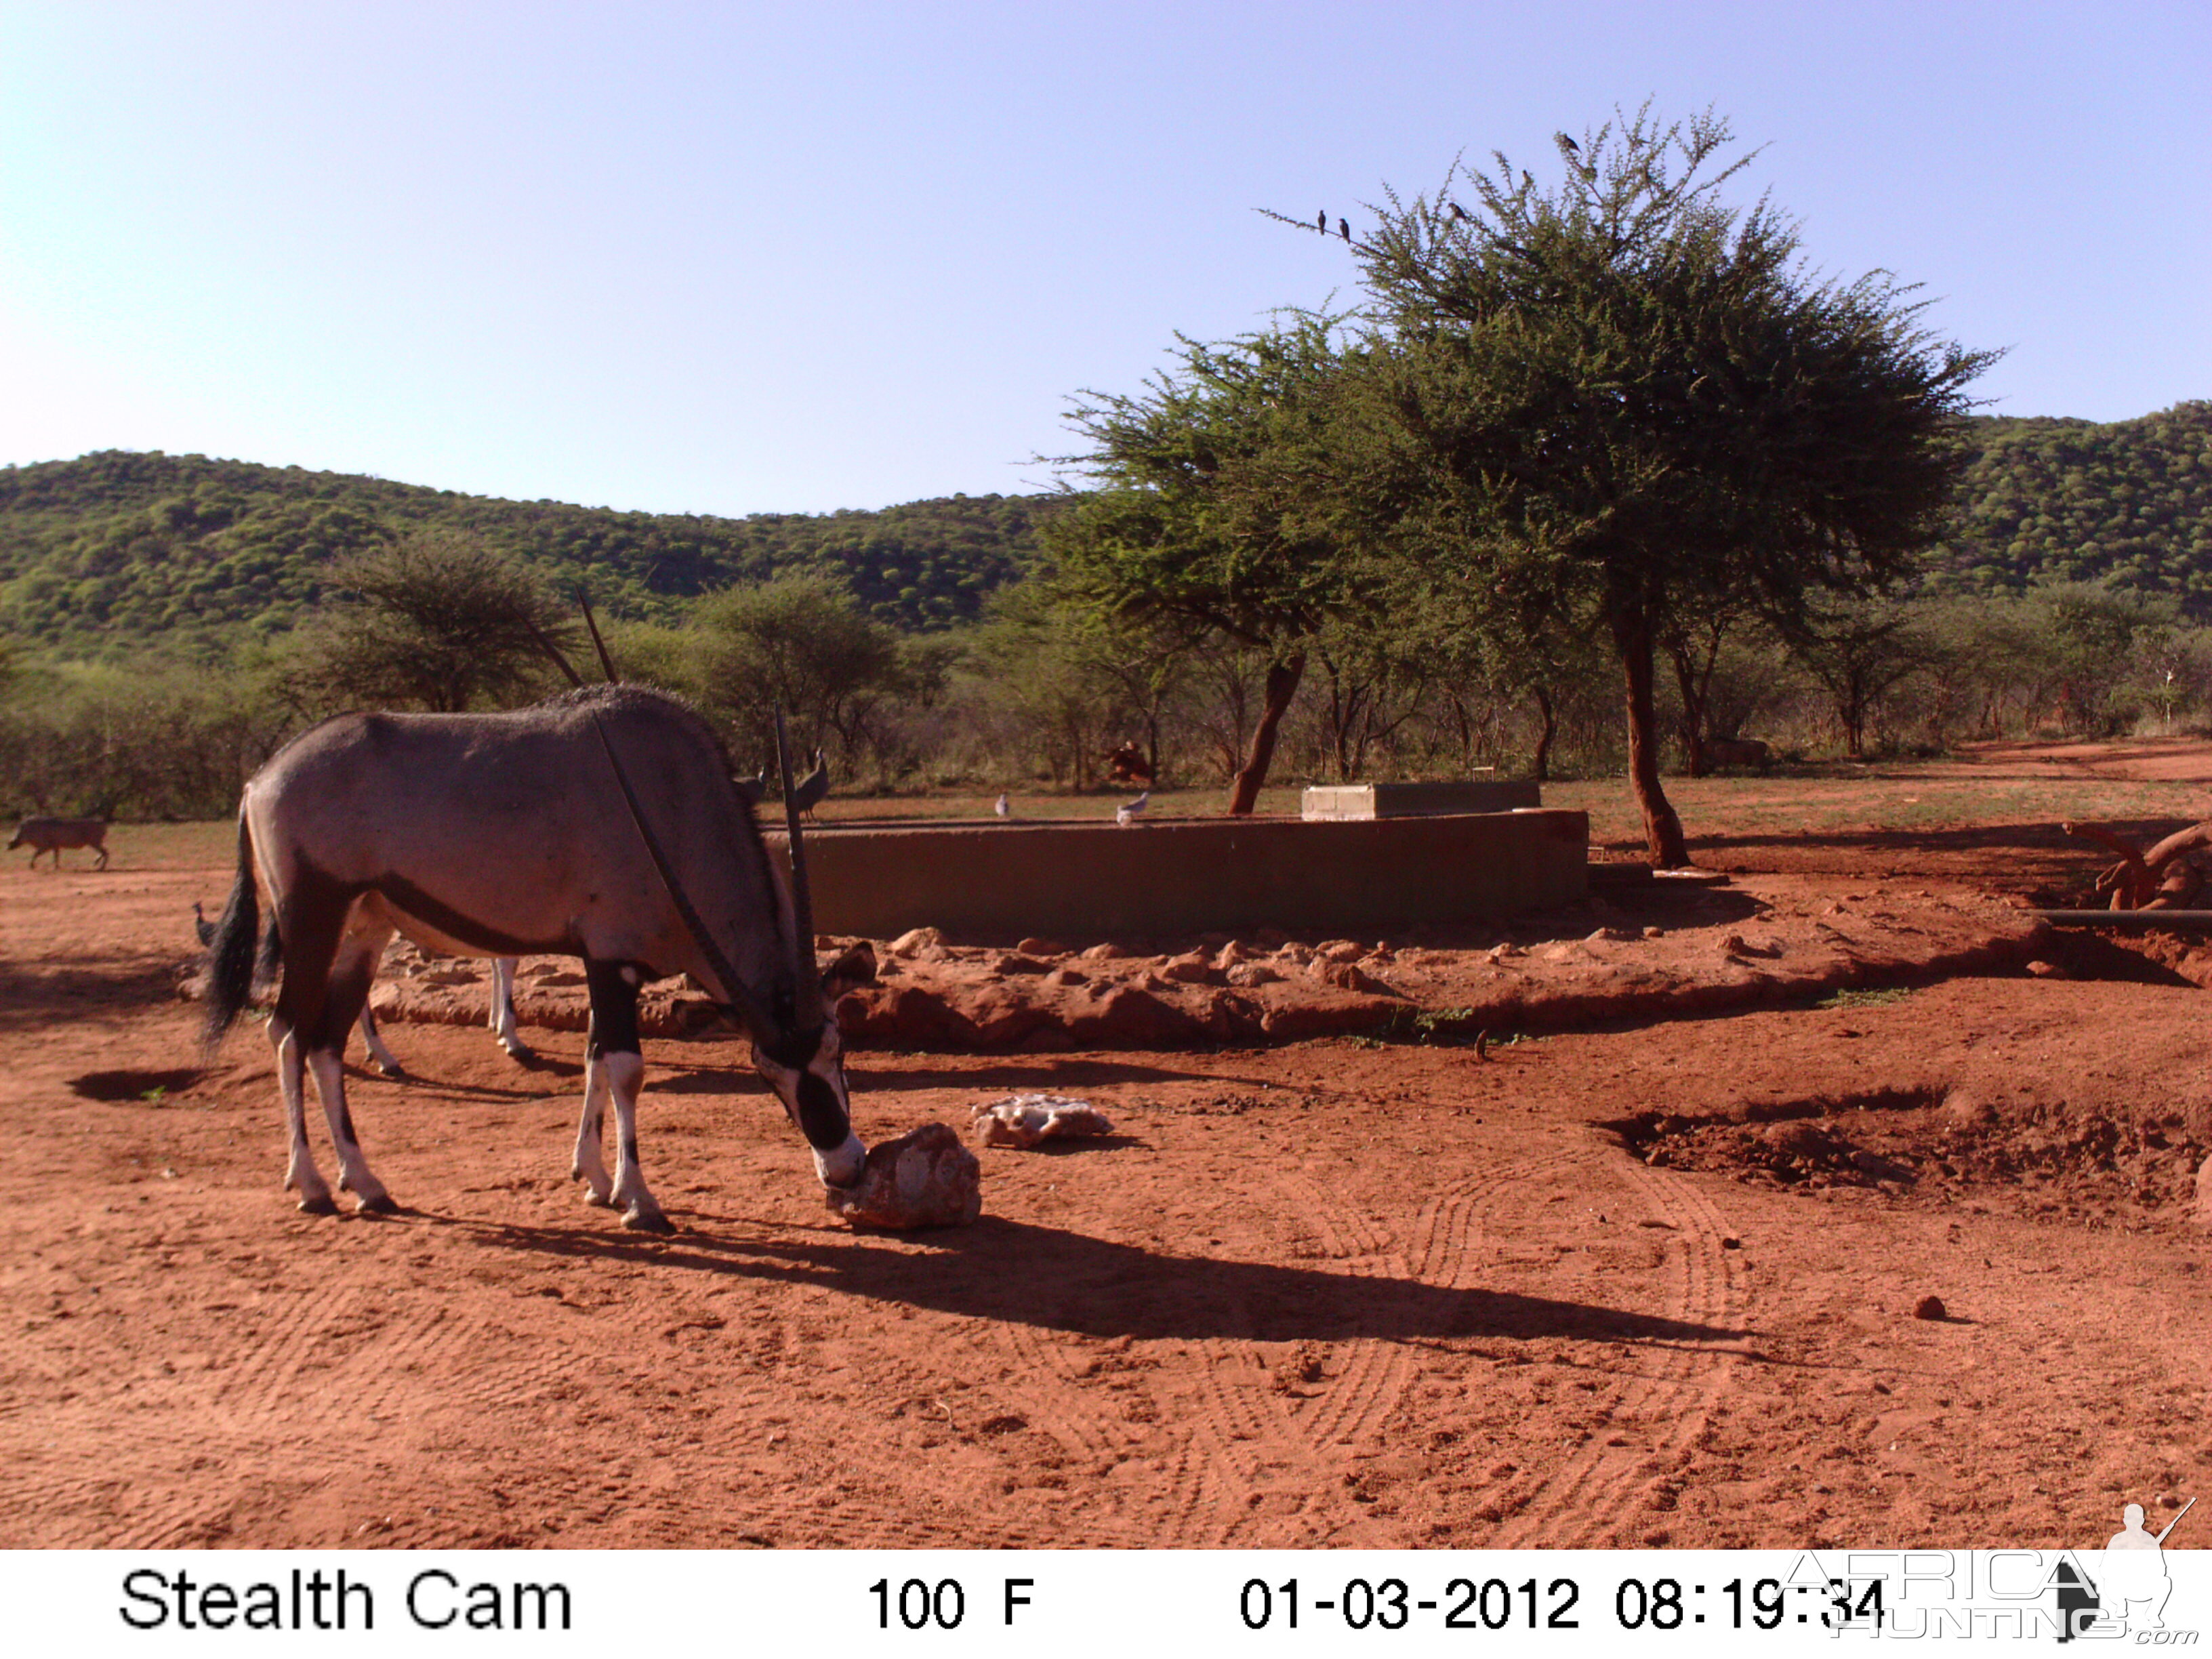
[247,686,798,1006]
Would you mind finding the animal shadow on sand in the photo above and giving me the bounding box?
[448,1212,1749,1351]
[0,962,180,1029]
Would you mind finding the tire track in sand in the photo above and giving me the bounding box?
[1160,1155,1575,1546]
[1487,1146,1748,1547]
[3,1286,384,1547]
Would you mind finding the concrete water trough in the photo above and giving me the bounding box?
[1300,779,1542,818]
[766,808,1589,941]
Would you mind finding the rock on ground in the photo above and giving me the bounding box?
[827,1124,983,1230]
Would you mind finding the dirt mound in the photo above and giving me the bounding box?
[1614,1087,2210,1229]
[365,948,728,1038]
[826,874,2049,1049]
[174,875,2051,1054]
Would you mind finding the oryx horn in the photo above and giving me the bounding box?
[577,588,620,683]
[589,712,783,1045]
[775,710,823,1023]
[527,619,587,689]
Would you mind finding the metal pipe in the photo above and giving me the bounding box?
[2032,909,2212,930]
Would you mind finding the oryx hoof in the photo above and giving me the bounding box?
[356,1193,399,1216]
[571,1166,614,1206]
[372,1061,407,1079]
[503,1040,535,1064]
[298,1193,339,1216]
[621,1204,676,1235]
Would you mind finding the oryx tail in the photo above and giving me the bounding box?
[203,815,265,1054]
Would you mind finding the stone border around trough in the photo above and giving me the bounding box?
[348,876,2055,1052]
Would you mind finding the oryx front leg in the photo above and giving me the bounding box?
[270,1013,335,1214]
[572,1050,613,1207]
[489,957,532,1061]
[585,960,669,1233]
[602,1051,668,1232]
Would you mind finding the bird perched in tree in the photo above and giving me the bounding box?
[1557,132,1580,155]
[1115,791,1149,827]
[1338,217,1350,242]
[994,793,1010,820]
[1448,200,1469,222]
[1317,208,1328,233]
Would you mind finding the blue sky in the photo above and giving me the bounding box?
[2,1,2205,516]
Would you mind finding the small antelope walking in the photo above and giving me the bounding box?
[9,816,110,869]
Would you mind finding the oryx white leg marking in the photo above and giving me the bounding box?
[571,1052,614,1206]
[304,1046,394,1214]
[489,957,531,1060]
[271,1013,334,1214]
[601,1050,669,1231]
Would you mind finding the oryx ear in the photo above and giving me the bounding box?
[821,941,877,999]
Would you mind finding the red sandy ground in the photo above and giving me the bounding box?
[4,742,2209,1551]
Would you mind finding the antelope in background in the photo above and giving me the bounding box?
[9,815,110,869]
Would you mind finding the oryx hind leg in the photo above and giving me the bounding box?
[572,1042,613,1208]
[583,959,670,1233]
[306,934,396,1214]
[268,876,354,1215]
[356,1004,405,1076]
[270,1012,335,1214]
[348,905,406,1075]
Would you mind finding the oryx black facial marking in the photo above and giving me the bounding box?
[199,685,872,1231]
[792,1067,851,1153]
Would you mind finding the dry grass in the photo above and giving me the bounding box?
[51,754,2212,875]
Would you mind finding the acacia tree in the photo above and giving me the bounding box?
[1338,106,1992,863]
[685,573,915,774]
[1790,592,1927,757]
[1047,319,1376,814]
[308,529,578,713]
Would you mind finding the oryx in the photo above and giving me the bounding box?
[200,684,867,1232]
[194,904,527,1070]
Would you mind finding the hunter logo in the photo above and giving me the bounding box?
[2056,1498,2196,1642]
[1807,1499,2196,1641]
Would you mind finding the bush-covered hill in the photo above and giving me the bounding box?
[0,450,1058,654]
[1929,401,2212,611]
[6,402,2210,655]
